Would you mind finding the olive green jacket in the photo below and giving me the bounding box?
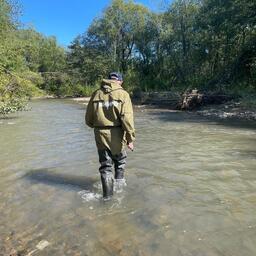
[85,79,135,143]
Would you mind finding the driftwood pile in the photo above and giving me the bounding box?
[133,89,233,110]
[180,89,233,110]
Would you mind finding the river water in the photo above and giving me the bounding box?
[0,99,256,256]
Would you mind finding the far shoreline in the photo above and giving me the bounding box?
[31,94,256,122]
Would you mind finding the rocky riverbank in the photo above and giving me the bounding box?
[133,90,256,121]
[196,102,256,121]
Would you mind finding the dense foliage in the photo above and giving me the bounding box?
[68,0,256,93]
[1,0,256,114]
[0,0,69,114]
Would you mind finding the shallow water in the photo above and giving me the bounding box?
[0,99,256,255]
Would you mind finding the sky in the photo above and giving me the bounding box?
[19,0,170,47]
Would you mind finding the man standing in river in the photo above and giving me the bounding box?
[85,72,135,200]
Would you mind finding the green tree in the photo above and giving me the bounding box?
[196,0,256,88]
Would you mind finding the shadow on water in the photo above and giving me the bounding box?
[147,110,256,130]
[22,168,98,191]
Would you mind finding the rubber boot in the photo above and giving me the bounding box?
[113,150,127,180]
[115,169,124,180]
[101,173,114,200]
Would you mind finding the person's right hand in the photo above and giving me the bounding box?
[127,142,134,151]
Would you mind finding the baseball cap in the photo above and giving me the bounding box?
[109,72,123,81]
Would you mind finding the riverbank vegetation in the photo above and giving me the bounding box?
[0,0,256,115]
[0,0,67,114]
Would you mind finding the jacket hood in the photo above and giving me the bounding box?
[101,79,122,93]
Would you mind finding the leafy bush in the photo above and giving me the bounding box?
[0,97,28,115]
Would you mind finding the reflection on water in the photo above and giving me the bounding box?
[0,99,256,255]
